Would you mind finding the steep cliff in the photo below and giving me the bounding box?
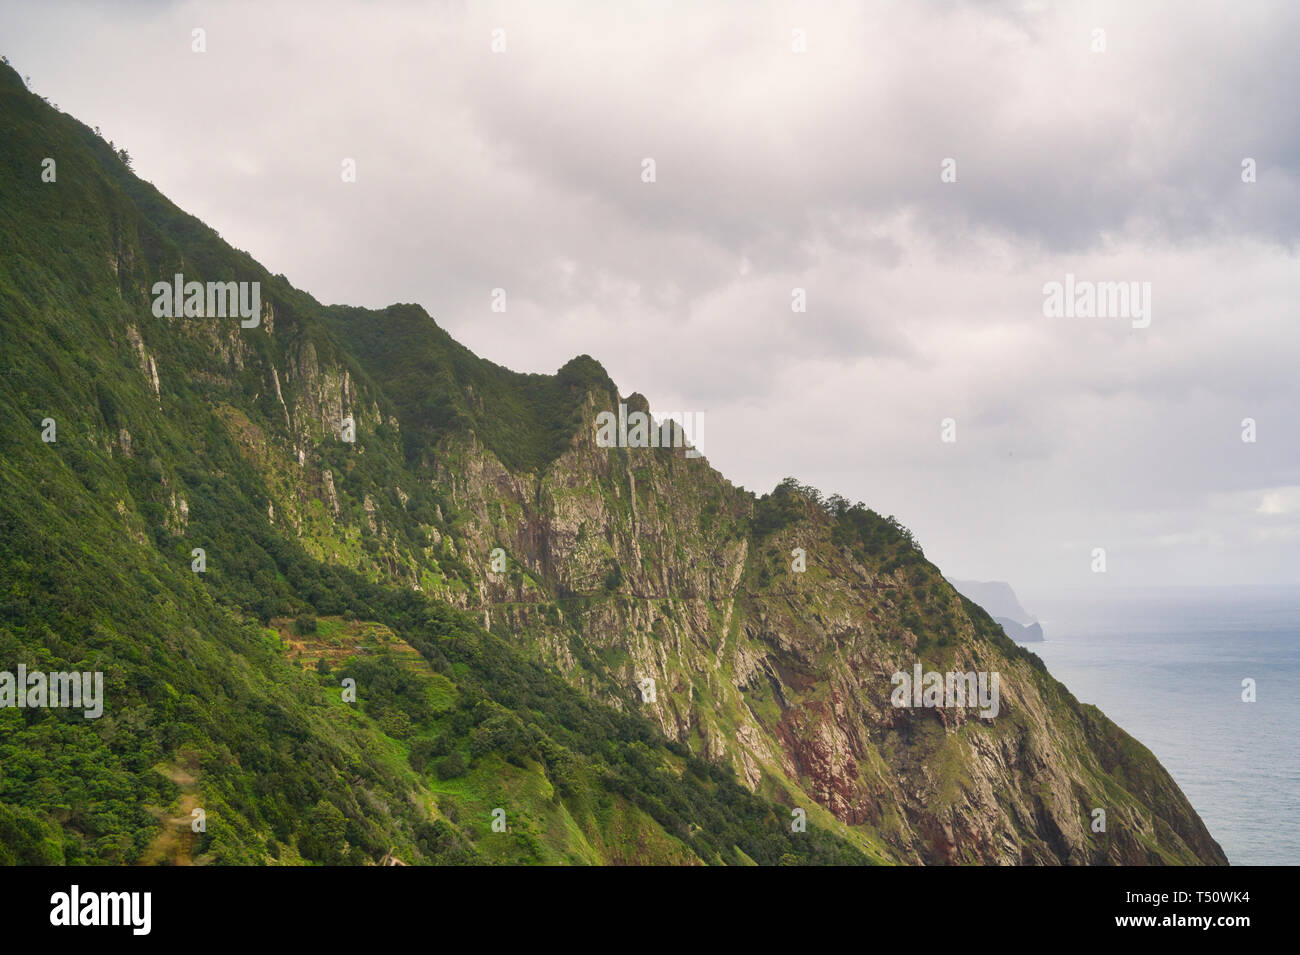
[328,305,1224,864]
[0,61,1225,865]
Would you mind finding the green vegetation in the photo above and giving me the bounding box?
[0,60,865,865]
[0,56,1225,867]
[325,304,618,474]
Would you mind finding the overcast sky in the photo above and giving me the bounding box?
[4,0,1298,599]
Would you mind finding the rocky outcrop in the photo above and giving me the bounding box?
[348,393,1225,866]
[995,617,1045,643]
[72,147,1219,864]
[197,312,1223,864]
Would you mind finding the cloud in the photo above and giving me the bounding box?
[1257,487,1300,516]
[2,0,1296,591]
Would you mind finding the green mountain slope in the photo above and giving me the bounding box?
[0,60,1225,865]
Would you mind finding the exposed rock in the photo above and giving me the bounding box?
[321,469,340,516]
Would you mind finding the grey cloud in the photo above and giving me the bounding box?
[2,0,1297,591]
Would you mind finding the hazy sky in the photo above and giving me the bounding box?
[3,0,1298,598]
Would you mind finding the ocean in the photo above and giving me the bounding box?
[1024,586,1300,866]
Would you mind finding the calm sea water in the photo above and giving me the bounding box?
[1023,586,1300,866]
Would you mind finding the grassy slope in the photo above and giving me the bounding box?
[0,61,867,865]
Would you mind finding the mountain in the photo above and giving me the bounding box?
[947,579,1036,625]
[0,61,1225,865]
[947,580,1044,642]
[948,578,1048,646]
[994,618,1045,644]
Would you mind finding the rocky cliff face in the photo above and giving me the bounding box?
[146,210,1224,868]
[339,383,1222,865]
[0,59,1225,865]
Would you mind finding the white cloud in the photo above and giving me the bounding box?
[2,0,1296,592]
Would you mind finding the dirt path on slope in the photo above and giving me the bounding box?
[140,764,201,866]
